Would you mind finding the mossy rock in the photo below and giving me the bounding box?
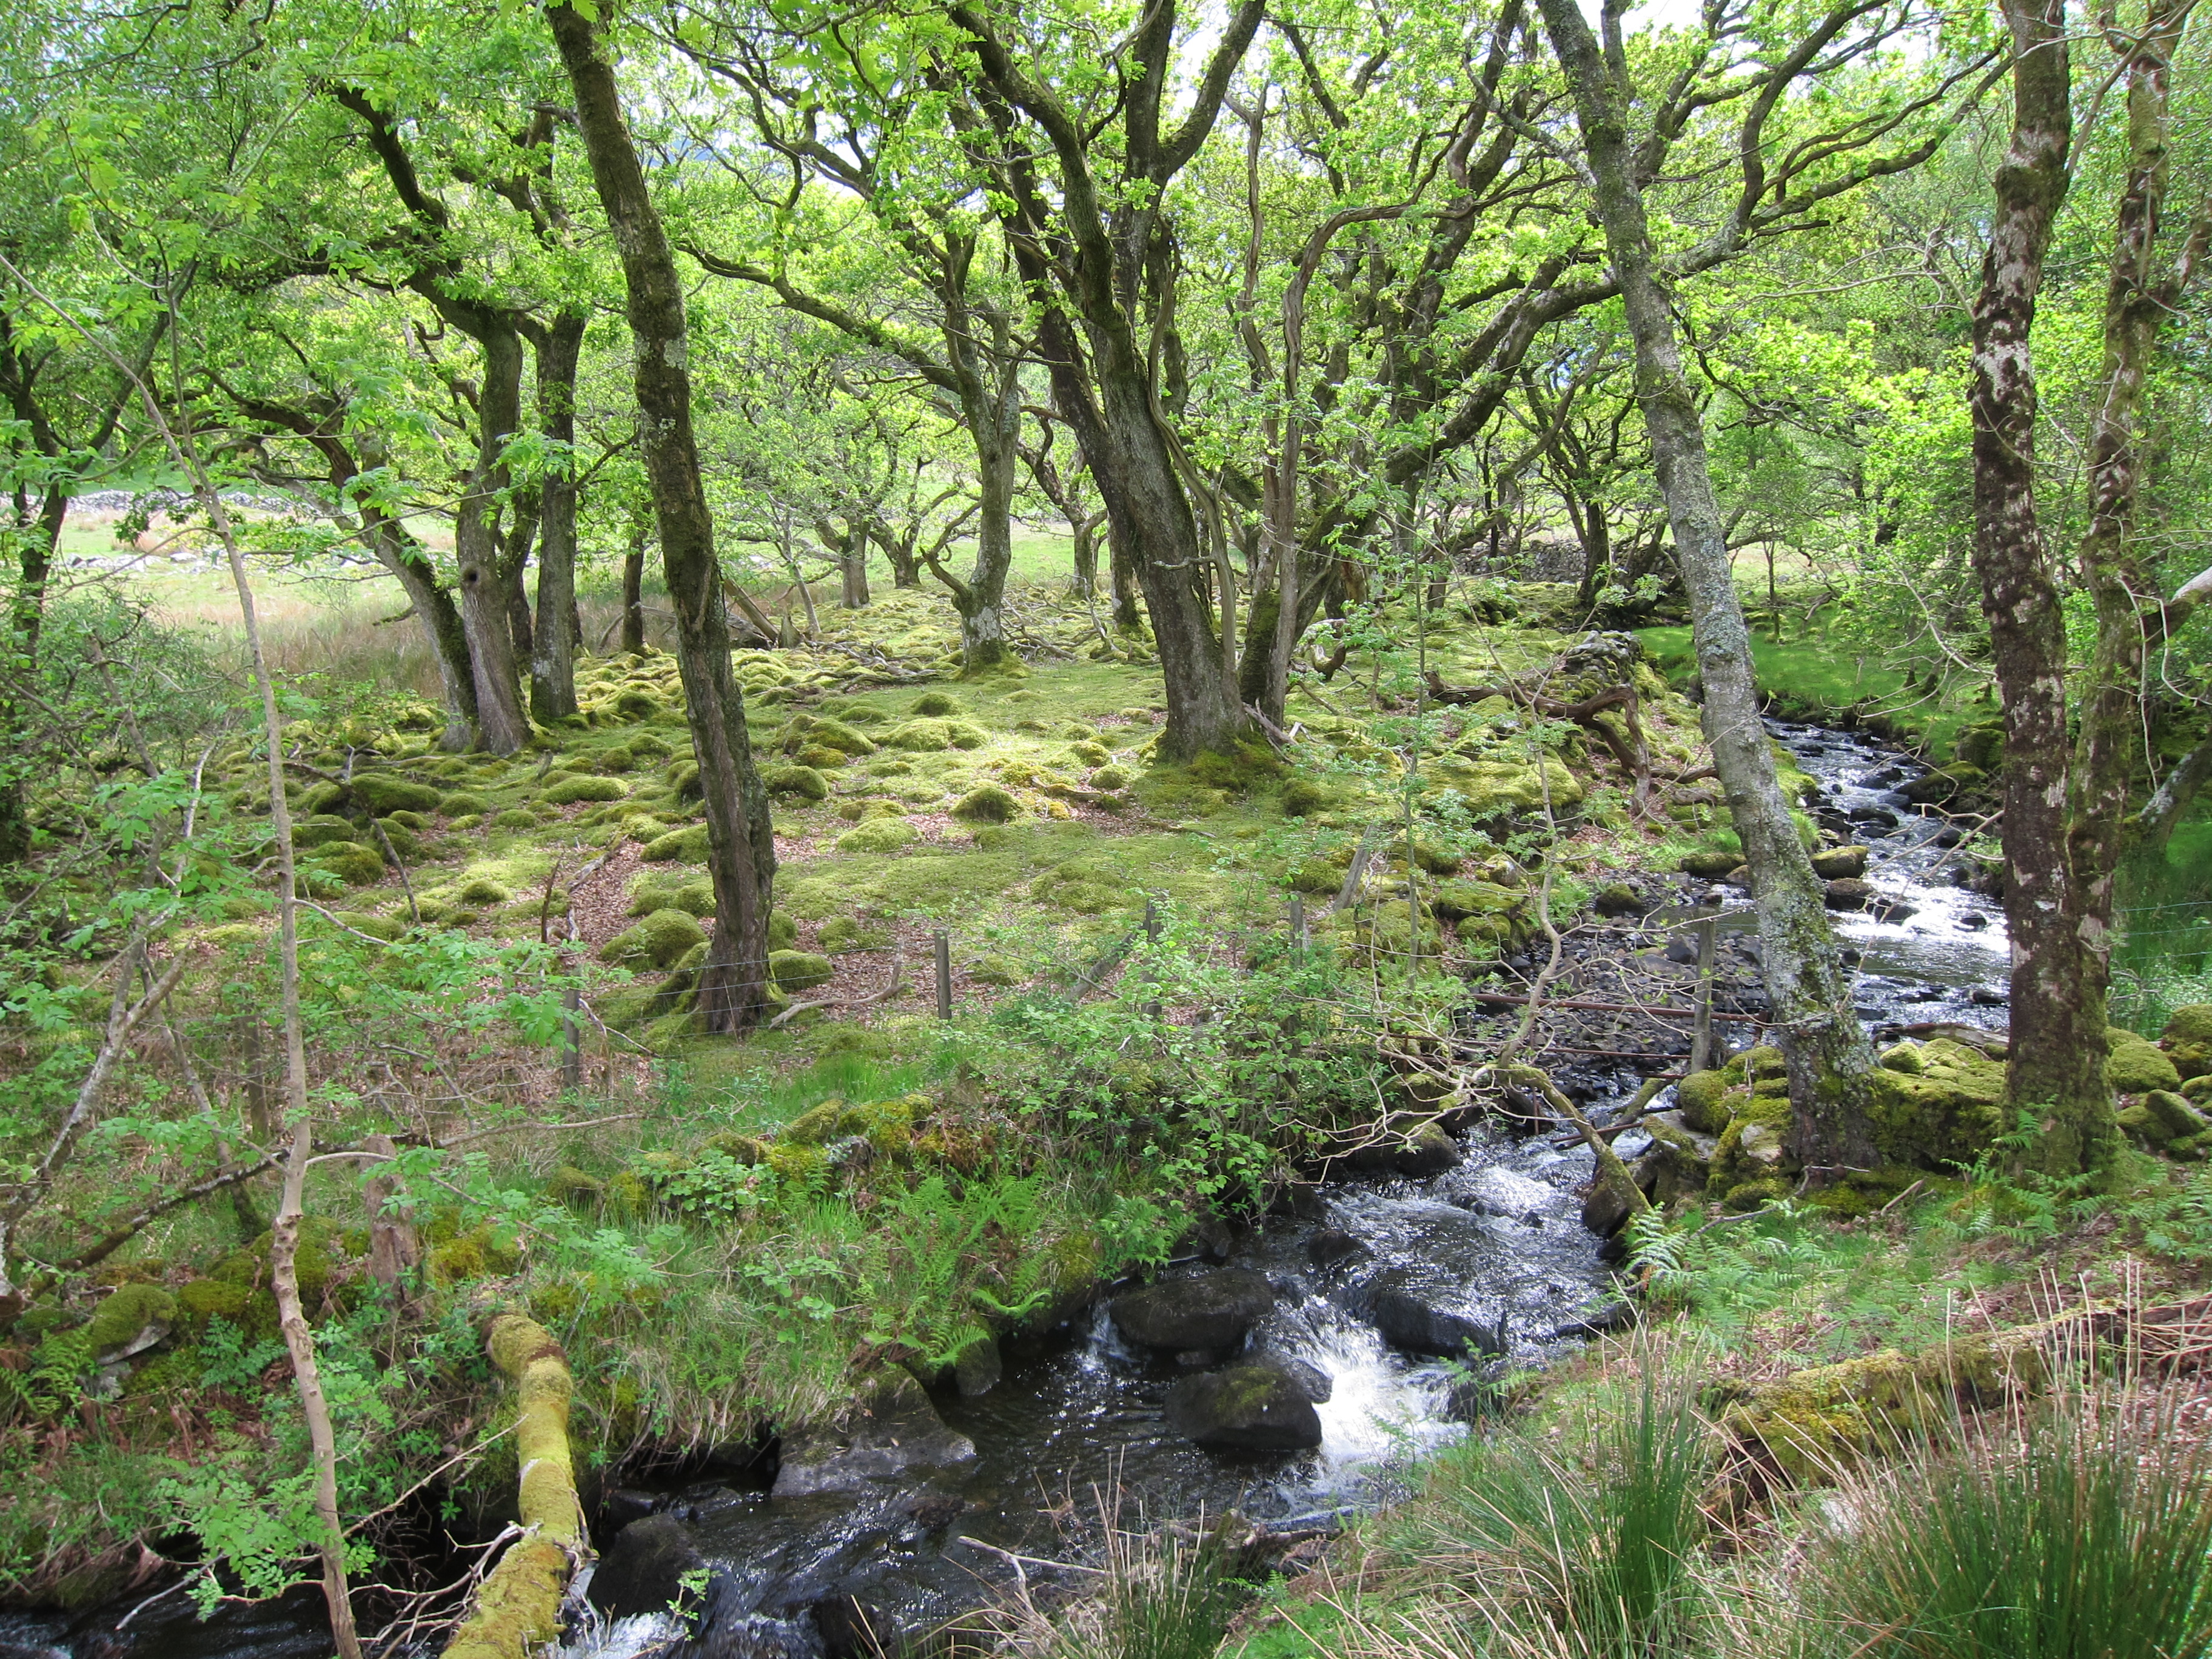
[630,876,716,918]
[454,876,513,907]
[952,784,1019,823]
[542,1165,606,1208]
[426,1222,522,1285]
[614,688,665,721]
[308,840,386,888]
[177,1278,260,1335]
[2120,1089,2209,1148]
[594,745,637,774]
[781,1098,846,1144]
[543,774,629,805]
[967,954,1022,986]
[1864,1039,2007,1167]
[350,773,442,816]
[1430,880,1523,922]
[2159,1004,2212,1082]
[1398,838,1463,876]
[800,717,877,757]
[794,745,851,769]
[85,1284,176,1356]
[602,908,709,970]
[1679,848,1742,879]
[641,825,711,863]
[770,949,834,992]
[1428,755,1584,817]
[764,765,830,802]
[629,732,675,760]
[1288,860,1339,896]
[440,790,492,817]
[910,691,964,716]
[1711,1094,1794,1193]
[332,911,404,942]
[1188,743,1283,795]
[883,719,957,751]
[291,814,360,850]
[1068,741,1112,768]
[1675,1070,1740,1136]
[212,1219,343,1301]
[492,808,538,830]
[818,916,890,954]
[838,819,917,854]
[1879,1043,1924,1074]
[2108,1027,2182,1094]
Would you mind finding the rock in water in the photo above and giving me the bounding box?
[592,1512,709,1622]
[1348,1268,1502,1356]
[1164,1359,1325,1449]
[1109,1269,1276,1351]
[772,1371,976,1498]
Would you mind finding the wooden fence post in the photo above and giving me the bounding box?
[1691,915,1718,1073]
[934,931,953,1019]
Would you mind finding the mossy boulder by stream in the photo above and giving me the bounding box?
[2107,1027,2182,1094]
[2163,1004,2212,1082]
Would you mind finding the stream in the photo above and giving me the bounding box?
[12,722,2012,1659]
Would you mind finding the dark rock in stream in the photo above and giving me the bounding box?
[773,1372,976,1498]
[1164,1359,1326,1449]
[1350,1269,1503,1355]
[1110,1269,1276,1351]
[952,1334,1002,1398]
[594,1511,711,1622]
[1825,877,1874,910]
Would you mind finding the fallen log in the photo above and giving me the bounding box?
[442,1316,588,1659]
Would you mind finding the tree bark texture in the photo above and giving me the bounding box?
[454,322,531,754]
[550,1,778,1033]
[1965,0,2114,1173]
[529,310,586,722]
[1539,0,1877,1174]
[620,499,650,654]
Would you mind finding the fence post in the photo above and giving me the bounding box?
[1143,896,1161,1021]
[1690,915,1718,1073]
[934,931,953,1020]
[1289,894,1306,954]
[559,985,581,1091]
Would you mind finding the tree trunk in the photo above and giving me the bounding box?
[529,311,586,723]
[1966,0,2109,1173]
[875,522,923,588]
[454,323,532,754]
[620,500,649,654]
[366,512,477,749]
[2139,729,2212,855]
[953,420,1016,670]
[1538,0,1876,1173]
[551,0,777,1033]
[0,486,65,862]
[498,493,537,667]
[839,533,870,608]
[1070,511,1098,598]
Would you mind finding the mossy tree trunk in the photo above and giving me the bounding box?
[1965,0,2107,1172]
[620,497,650,654]
[527,309,586,723]
[1538,0,1878,1176]
[551,0,778,1033]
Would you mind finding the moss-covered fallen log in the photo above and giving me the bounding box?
[443,1316,587,1659]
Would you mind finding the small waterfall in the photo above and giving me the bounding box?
[557,1610,683,1659]
[1276,1302,1464,1502]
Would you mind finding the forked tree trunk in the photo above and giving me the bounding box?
[551,1,777,1032]
[1539,0,1877,1173]
[455,324,532,754]
[529,310,586,722]
[1965,0,2110,1173]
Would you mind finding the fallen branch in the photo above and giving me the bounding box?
[441,1317,588,1659]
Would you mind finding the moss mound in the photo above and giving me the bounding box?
[763,765,830,802]
[350,773,442,816]
[1865,1039,2007,1167]
[543,774,628,805]
[2108,1027,2183,1094]
[837,819,917,854]
[910,691,964,716]
[769,950,834,993]
[1675,1070,1738,1136]
[602,908,708,970]
[307,841,385,888]
[952,784,1019,824]
[2160,1004,2212,1081]
[439,791,492,817]
[85,1284,176,1354]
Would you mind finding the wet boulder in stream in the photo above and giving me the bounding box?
[1110,1269,1276,1352]
[1164,1356,1326,1449]
[773,1370,976,1498]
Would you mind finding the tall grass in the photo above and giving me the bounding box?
[1781,1385,2212,1659]
[1365,1369,1716,1658]
[997,1492,1253,1659]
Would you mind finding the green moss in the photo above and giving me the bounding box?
[84,1284,176,1354]
[781,1098,846,1144]
[909,691,964,716]
[350,773,442,816]
[492,808,538,830]
[308,840,386,887]
[456,877,513,907]
[614,688,665,720]
[602,908,709,970]
[818,916,889,953]
[951,784,1019,823]
[1429,880,1523,922]
[1675,1070,1737,1136]
[629,875,716,917]
[968,954,1022,985]
[1091,765,1131,793]
[332,911,404,942]
[439,791,492,817]
[837,818,917,854]
[1864,1039,2008,1167]
[543,774,628,805]
[763,765,830,802]
[640,825,711,863]
[2107,1027,2184,1094]
[1711,1094,1794,1193]
[770,949,834,993]
[542,1166,605,1208]
[291,813,360,849]
[883,719,956,751]
[770,912,798,950]
[2163,1004,2212,1081]
[426,1222,522,1285]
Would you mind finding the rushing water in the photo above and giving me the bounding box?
[26,720,2004,1659]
